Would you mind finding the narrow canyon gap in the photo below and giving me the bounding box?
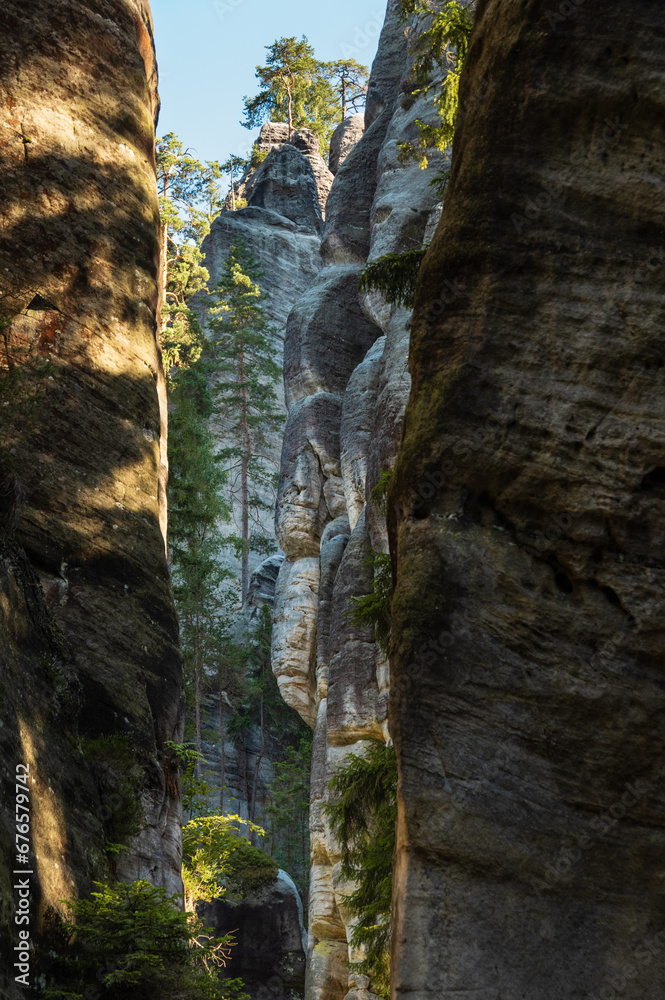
[390,2,665,998]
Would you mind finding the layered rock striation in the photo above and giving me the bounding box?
[0,0,183,993]
[270,3,447,998]
[389,1,665,998]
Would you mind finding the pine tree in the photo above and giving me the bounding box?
[206,241,283,603]
[241,36,339,149]
[325,740,397,999]
[220,154,249,212]
[168,364,234,763]
[325,59,369,120]
[397,0,475,180]
[157,134,224,370]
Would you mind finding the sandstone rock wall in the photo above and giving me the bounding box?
[0,1,183,993]
[201,868,307,1000]
[197,133,325,590]
[270,4,447,998]
[389,1,665,998]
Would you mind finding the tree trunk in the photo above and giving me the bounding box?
[239,349,250,603]
[287,84,293,139]
[194,610,202,774]
[219,695,225,814]
[341,76,347,120]
[249,692,265,826]
[230,161,235,212]
[160,217,169,339]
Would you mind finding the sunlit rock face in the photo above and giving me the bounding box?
[329,115,365,176]
[0,1,183,993]
[270,3,446,998]
[389,2,665,999]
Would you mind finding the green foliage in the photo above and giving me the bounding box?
[156,133,224,372]
[370,468,394,518]
[206,240,284,598]
[80,735,144,858]
[224,839,279,897]
[349,550,393,656]
[265,735,312,896]
[242,36,340,150]
[327,59,369,119]
[168,362,236,762]
[357,247,428,308]
[324,741,397,999]
[165,741,215,818]
[397,1,475,189]
[182,814,275,906]
[41,880,249,1000]
[250,144,269,168]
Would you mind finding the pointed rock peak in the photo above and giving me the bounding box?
[329,114,365,175]
[247,143,324,232]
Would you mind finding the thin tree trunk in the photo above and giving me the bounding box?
[195,610,202,775]
[160,217,169,338]
[249,692,265,826]
[287,84,293,139]
[239,349,250,603]
[230,161,235,211]
[219,694,225,814]
[341,76,347,119]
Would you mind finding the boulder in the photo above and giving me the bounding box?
[201,870,306,1000]
[340,339,385,530]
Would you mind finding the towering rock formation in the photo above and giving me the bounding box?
[270,4,447,998]
[194,129,330,831]
[0,1,182,992]
[389,1,665,998]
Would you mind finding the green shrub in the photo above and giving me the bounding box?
[324,740,397,999]
[40,880,249,1000]
[357,247,428,309]
[225,839,279,897]
[348,550,393,656]
[370,468,393,518]
[250,144,269,168]
[81,734,144,858]
[182,814,277,907]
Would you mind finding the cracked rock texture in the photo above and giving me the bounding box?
[0,1,183,994]
[389,1,665,998]
[270,3,445,998]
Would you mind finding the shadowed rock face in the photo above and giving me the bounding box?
[0,1,183,992]
[389,2,665,998]
[201,870,306,1000]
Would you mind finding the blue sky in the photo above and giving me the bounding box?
[151,0,386,168]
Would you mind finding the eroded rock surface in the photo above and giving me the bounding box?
[270,4,447,998]
[389,2,665,998]
[0,1,182,992]
[329,115,365,175]
[201,869,306,1000]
